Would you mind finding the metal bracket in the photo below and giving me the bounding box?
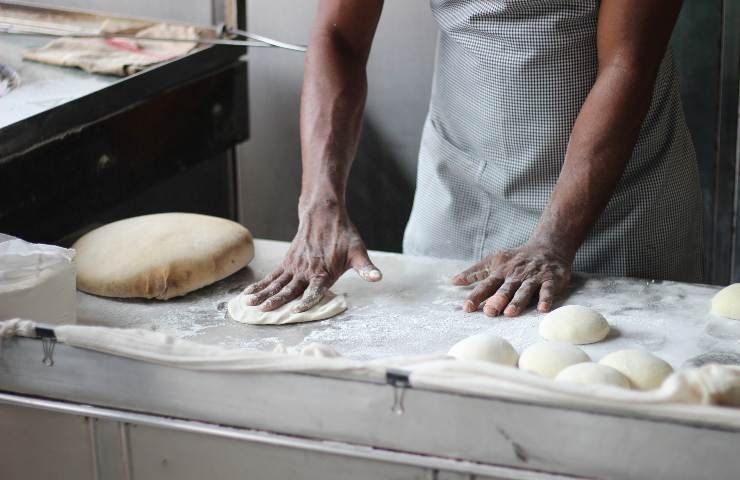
[35,327,57,367]
[386,369,411,415]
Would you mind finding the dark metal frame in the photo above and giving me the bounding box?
[721,1,740,282]
[713,1,740,283]
[674,1,740,284]
[0,45,245,159]
[0,1,250,242]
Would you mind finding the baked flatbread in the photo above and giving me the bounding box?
[73,213,253,300]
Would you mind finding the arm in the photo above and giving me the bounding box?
[300,0,383,207]
[454,0,684,316]
[531,0,684,261]
[244,0,385,312]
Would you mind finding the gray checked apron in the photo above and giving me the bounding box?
[403,0,703,282]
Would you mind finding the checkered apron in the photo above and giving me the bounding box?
[403,0,703,282]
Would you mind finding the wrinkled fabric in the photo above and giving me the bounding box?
[3,319,740,428]
[23,21,199,76]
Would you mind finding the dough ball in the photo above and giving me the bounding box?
[518,341,591,379]
[448,333,518,366]
[711,284,740,320]
[74,213,253,300]
[555,362,632,389]
[539,305,610,344]
[228,290,347,325]
[598,349,673,390]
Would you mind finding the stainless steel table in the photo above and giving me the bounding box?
[2,240,739,480]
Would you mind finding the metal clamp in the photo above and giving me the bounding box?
[35,327,57,367]
[386,369,411,415]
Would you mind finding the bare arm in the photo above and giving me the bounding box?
[300,0,383,208]
[244,0,384,312]
[531,0,684,261]
[455,0,684,316]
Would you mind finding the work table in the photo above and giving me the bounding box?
[4,239,740,480]
[77,239,731,368]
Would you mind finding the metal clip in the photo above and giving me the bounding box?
[386,369,411,415]
[36,327,57,367]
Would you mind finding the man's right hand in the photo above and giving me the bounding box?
[245,0,385,313]
[243,200,381,313]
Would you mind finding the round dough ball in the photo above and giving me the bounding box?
[74,213,253,300]
[539,305,610,344]
[555,362,632,389]
[518,341,591,379]
[448,333,518,366]
[711,284,740,320]
[598,349,673,390]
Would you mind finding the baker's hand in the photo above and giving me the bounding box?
[243,203,382,313]
[452,244,571,317]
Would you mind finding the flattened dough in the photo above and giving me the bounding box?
[539,305,610,344]
[518,341,591,379]
[448,333,518,366]
[711,284,740,320]
[73,213,253,300]
[556,362,632,389]
[599,349,673,390]
[228,290,347,325]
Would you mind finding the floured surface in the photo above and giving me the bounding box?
[228,290,347,325]
[0,33,116,128]
[78,240,734,366]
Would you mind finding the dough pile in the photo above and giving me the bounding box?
[73,213,254,300]
[447,333,518,366]
[599,349,673,390]
[539,305,610,344]
[415,304,668,392]
[518,341,590,379]
[711,284,740,320]
[556,362,632,389]
[228,291,347,325]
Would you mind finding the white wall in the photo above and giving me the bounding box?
[21,0,438,249]
[238,0,437,248]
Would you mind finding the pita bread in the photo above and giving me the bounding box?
[73,213,253,300]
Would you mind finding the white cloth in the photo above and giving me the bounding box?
[54,324,383,376]
[407,359,740,427]
[0,236,76,325]
[2,319,740,426]
[0,318,36,339]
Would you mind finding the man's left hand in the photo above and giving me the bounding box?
[451,244,572,317]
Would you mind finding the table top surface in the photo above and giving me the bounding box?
[77,239,736,368]
[0,2,224,131]
[0,33,118,129]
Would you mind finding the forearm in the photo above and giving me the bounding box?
[529,64,657,259]
[299,21,375,211]
[529,0,682,261]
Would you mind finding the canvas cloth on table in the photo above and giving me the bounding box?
[23,20,199,76]
[0,235,76,326]
[2,319,740,427]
